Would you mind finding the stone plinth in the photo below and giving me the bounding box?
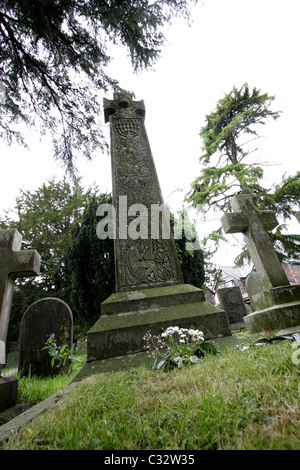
[88,284,231,362]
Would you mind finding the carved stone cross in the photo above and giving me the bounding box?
[103,92,183,292]
[0,229,40,368]
[221,194,290,291]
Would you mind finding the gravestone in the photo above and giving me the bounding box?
[19,298,73,377]
[217,285,247,324]
[221,195,300,333]
[0,229,40,411]
[84,93,232,370]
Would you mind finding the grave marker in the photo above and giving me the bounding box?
[81,93,233,376]
[19,298,73,377]
[221,195,300,333]
[221,194,289,291]
[217,285,247,324]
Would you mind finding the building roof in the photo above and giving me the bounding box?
[220,263,253,280]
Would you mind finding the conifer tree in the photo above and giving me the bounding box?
[0,0,197,172]
[187,83,300,264]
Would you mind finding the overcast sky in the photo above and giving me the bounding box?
[0,0,299,264]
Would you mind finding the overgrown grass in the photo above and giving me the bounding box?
[3,350,87,407]
[2,338,300,450]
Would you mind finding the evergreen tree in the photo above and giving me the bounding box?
[187,83,300,265]
[0,0,197,172]
[67,194,115,327]
[0,178,98,341]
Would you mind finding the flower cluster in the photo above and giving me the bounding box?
[161,326,204,344]
[143,325,215,371]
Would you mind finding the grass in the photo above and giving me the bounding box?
[1,336,300,450]
[2,350,87,408]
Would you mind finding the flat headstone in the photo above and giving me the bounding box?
[19,298,73,377]
[217,286,248,324]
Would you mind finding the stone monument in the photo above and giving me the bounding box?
[19,298,73,377]
[85,93,232,368]
[217,285,247,324]
[221,194,300,333]
[0,229,40,410]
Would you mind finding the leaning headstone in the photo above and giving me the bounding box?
[19,298,73,377]
[82,93,232,375]
[0,229,40,411]
[217,286,248,324]
[221,195,300,333]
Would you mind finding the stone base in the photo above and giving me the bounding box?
[0,376,18,413]
[250,283,300,311]
[87,284,232,362]
[243,301,300,334]
[73,335,242,382]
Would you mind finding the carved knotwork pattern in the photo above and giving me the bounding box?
[111,116,182,289]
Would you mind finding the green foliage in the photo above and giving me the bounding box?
[172,209,205,288]
[200,83,281,165]
[0,0,197,172]
[0,178,99,341]
[42,333,84,373]
[67,194,115,326]
[187,83,299,265]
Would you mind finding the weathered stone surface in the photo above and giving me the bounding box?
[244,302,300,334]
[0,377,18,413]
[221,195,289,291]
[88,283,231,362]
[85,93,232,370]
[0,229,40,369]
[222,195,300,333]
[246,271,300,311]
[217,286,247,324]
[104,93,184,293]
[18,298,73,377]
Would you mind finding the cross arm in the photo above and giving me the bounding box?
[221,213,247,234]
[104,93,146,123]
[221,210,278,234]
[9,250,41,279]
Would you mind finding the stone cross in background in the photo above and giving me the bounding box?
[0,229,40,371]
[221,195,300,333]
[221,194,290,291]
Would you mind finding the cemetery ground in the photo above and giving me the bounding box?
[1,330,300,450]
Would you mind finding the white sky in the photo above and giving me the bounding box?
[0,0,299,264]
